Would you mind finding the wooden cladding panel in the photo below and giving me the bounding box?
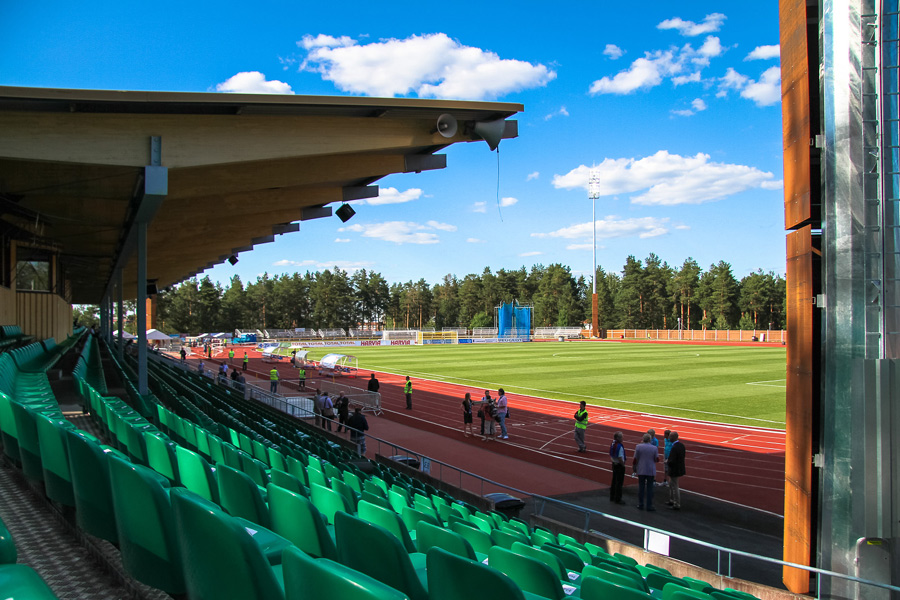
[783,226,814,594]
[780,0,812,229]
[15,292,72,342]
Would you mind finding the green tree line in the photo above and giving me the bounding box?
[147,254,784,334]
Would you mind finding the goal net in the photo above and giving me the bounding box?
[417,330,459,344]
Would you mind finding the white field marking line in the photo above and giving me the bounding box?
[366,365,787,429]
[539,430,576,450]
[747,379,787,388]
[682,489,784,518]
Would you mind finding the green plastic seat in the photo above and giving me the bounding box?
[530,527,555,547]
[389,487,411,514]
[0,518,17,564]
[469,514,495,534]
[649,572,691,593]
[266,483,339,560]
[108,454,185,594]
[357,499,417,553]
[583,564,650,594]
[401,505,440,534]
[681,576,714,591]
[267,447,287,472]
[306,465,328,488]
[283,545,410,600]
[614,552,639,567]
[285,455,309,486]
[342,469,363,494]
[171,488,285,600]
[65,429,121,544]
[450,521,493,555]
[175,445,219,504]
[143,431,179,482]
[10,402,44,482]
[579,575,653,600]
[510,541,581,586]
[361,490,392,509]
[416,521,480,561]
[331,477,359,512]
[309,482,353,525]
[543,542,587,573]
[491,527,529,550]
[709,589,758,600]
[427,546,546,600]
[207,434,225,464]
[217,462,271,528]
[665,584,715,600]
[0,564,60,600]
[334,511,429,600]
[34,414,76,506]
[488,545,571,600]
[364,477,388,498]
[0,391,22,464]
[240,454,270,488]
[269,468,308,496]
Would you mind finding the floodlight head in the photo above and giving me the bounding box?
[146,281,159,296]
[335,203,356,223]
[228,255,239,266]
[588,170,601,200]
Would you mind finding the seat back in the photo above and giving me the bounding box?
[648,572,690,593]
[34,414,75,506]
[579,575,653,600]
[283,545,410,600]
[0,391,21,463]
[310,482,352,525]
[334,511,429,600]
[450,521,492,555]
[416,521,477,561]
[175,445,219,503]
[65,429,120,543]
[171,488,284,600]
[543,542,587,573]
[270,468,307,496]
[426,547,526,600]
[510,541,569,581]
[266,483,338,560]
[401,505,440,533]
[357,500,417,553]
[144,431,178,482]
[0,518,17,564]
[488,545,566,600]
[107,454,185,594]
[9,402,43,482]
[216,462,270,528]
[490,527,528,550]
[583,564,650,593]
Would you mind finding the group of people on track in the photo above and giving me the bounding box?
[460,388,509,441]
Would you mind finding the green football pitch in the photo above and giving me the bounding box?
[305,341,787,429]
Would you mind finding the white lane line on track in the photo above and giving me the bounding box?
[539,430,575,450]
[747,379,787,387]
[365,365,787,428]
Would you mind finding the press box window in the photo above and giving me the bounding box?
[16,248,52,292]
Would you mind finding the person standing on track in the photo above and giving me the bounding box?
[574,401,589,452]
[633,433,659,511]
[367,373,380,394]
[496,388,509,440]
[298,365,306,390]
[482,396,497,441]
[242,352,249,372]
[609,431,626,504]
[229,347,235,364]
[663,429,673,486]
[479,390,492,436]
[461,392,474,437]
[665,431,686,510]
[269,367,279,393]
[404,376,413,410]
[647,428,660,484]
[180,347,186,364]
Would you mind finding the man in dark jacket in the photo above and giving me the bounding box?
[665,431,686,510]
[347,407,369,455]
[367,373,380,393]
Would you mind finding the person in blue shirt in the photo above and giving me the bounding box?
[663,429,674,486]
[608,432,626,505]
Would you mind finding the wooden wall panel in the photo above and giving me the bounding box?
[781,0,812,229]
[16,292,72,342]
[0,286,15,325]
[784,226,814,594]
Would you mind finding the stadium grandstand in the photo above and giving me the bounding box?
[0,6,899,594]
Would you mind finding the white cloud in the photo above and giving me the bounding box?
[692,98,707,111]
[741,66,781,106]
[552,150,777,206]
[299,32,555,100]
[566,243,594,251]
[672,108,694,117]
[658,13,726,37]
[761,179,784,190]
[526,171,540,181]
[467,238,485,243]
[334,238,350,243]
[366,187,423,205]
[671,97,707,117]
[533,216,672,240]
[519,251,542,257]
[299,34,356,50]
[274,259,315,267]
[719,67,749,91]
[745,45,780,61]
[339,220,454,244]
[603,44,624,59]
[427,220,457,232]
[272,258,373,273]
[589,37,723,95]
[472,202,487,213]
[215,71,294,94]
[544,106,569,120]
[500,197,518,207]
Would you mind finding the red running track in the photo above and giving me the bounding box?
[198,346,786,515]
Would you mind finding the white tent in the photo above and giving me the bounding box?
[318,353,358,377]
[113,330,135,339]
[145,329,170,340]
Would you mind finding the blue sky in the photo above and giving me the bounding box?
[0,1,784,289]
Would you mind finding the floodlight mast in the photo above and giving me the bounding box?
[588,170,601,339]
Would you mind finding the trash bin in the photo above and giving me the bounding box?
[558,335,565,342]
[389,455,420,470]
[485,492,526,519]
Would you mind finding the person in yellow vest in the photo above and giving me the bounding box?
[242,352,249,372]
[229,347,235,363]
[298,366,306,390]
[269,367,279,394]
[574,400,589,453]
[404,376,413,410]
